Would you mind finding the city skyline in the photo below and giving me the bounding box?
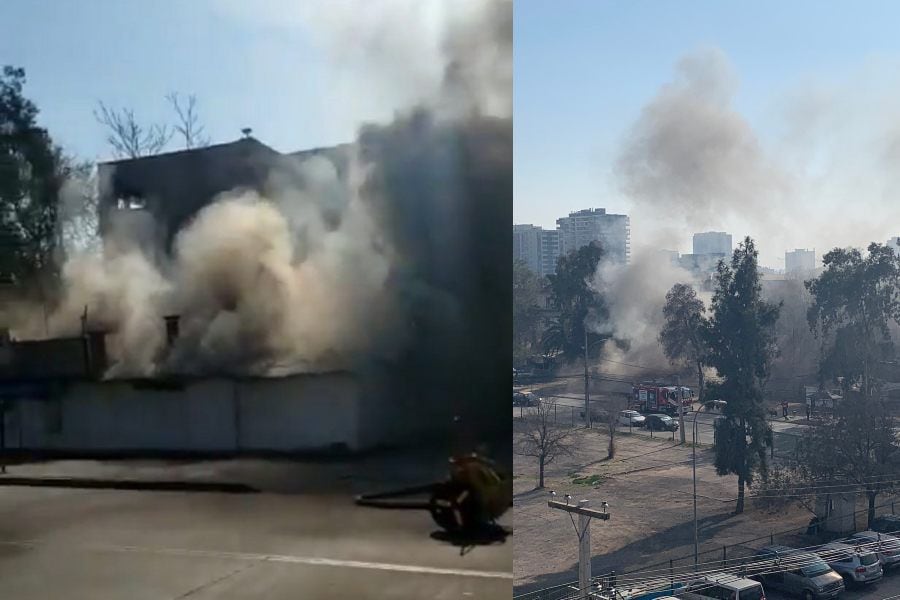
[515,1,900,268]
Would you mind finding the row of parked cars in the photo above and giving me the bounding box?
[617,409,680,432]
[674,528,900,600]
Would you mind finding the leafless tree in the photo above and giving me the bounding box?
[515,398,574,488]
[166,92,210,150]
[94,102,173,159]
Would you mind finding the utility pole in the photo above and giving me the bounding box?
[0,398,5,474]
[549,494,610,599]
[584,327,591,429]
[676,374,685,444]
[691,409,701,568]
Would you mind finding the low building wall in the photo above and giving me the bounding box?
[2,372,369,454]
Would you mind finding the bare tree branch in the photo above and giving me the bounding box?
[515,398,574,488]
[93,101,173,159]
[166,92,210,150]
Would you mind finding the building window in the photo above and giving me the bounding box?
[116,196,146,210]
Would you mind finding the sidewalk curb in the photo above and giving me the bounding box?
[0,476,259,493]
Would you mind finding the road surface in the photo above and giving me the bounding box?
[514,398,811,447]
[0,457,512,599]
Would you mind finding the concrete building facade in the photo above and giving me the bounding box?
[785,248,816,274]
[888,236,900,255]
[513,224,542,275]
[678,253,727,276]
[98,137,351,253]
[513,225,560,277]
[539,229,560,276]
[692,231,732,256]
[556,208,630,263]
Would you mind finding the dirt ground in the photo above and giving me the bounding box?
[513,422,815,594]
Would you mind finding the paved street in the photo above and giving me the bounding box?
[514,398,810,447]
[0,455,512,599]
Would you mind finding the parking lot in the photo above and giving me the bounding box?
[765,568,900,600]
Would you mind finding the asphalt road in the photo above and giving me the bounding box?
[0,459,512,599]
[513,400,810,447]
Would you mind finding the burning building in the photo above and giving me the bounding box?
[1,0,512,457]
[97,136,352,253]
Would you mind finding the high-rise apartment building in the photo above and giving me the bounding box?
[513,224,561,277]
[513,224,542,275]
[539,230,560,276]
[692,231,732,256]
[556,208,630,263]
[888,236,900,256]
[785,249,815,274]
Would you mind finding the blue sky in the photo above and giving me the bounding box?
[515,1,900,266]
[0,0,437,161]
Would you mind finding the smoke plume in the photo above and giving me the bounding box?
[8,0,512,406]
[616,48,791,240]
[614,48,900,267]
[588,250,706,376]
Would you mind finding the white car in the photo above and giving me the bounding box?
[845,531,900,570]
[618,410,645,428]
[816,541,882,586]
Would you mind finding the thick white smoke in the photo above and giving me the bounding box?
[616,47,792,246]
[588,250,706,376]
[6,0,511,389]
[616,47,900,268]
[16,151,400,378]
[215,0,511,123]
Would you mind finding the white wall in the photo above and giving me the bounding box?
[6,372,377,453]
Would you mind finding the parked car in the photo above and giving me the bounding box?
[513,391,537,407]
[844,531,900,570]
[870,515,900,534]
[815,542,882,587]
[680,573,766,600]
[704,400,727,412]
[752,546,844,600]
[645,414,679,432]
[618,410,646,428]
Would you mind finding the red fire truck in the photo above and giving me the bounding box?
[632,383,694,416]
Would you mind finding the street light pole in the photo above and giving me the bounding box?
[692,408,701,568]
[584,327,591,429]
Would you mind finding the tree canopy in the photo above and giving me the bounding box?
[806,243,900,397]
[706,237,780,513]
[660,282,709,402]
[0,66,67,286]
[542,243,607,362]
[795,394,900,527]
[513,258,543,366]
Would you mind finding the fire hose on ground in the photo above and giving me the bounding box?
[354,453,513,533]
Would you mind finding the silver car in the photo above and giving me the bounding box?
[845,531,900,570]
[816,542,882,586]
[617,410,645,428]
[753,546,844,600]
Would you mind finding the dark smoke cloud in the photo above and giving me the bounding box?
[615,48,791,234]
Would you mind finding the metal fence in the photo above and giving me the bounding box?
[514,495,900,600]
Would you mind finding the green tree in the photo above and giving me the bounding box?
[542,243,607,363]
[795,395,900,527]
[660,282,709,403]
[0,66,67,286]
[706,237,780,514]
[513,259,543,366]
[806,243,900,398]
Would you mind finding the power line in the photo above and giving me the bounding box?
[518,495,900,599]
